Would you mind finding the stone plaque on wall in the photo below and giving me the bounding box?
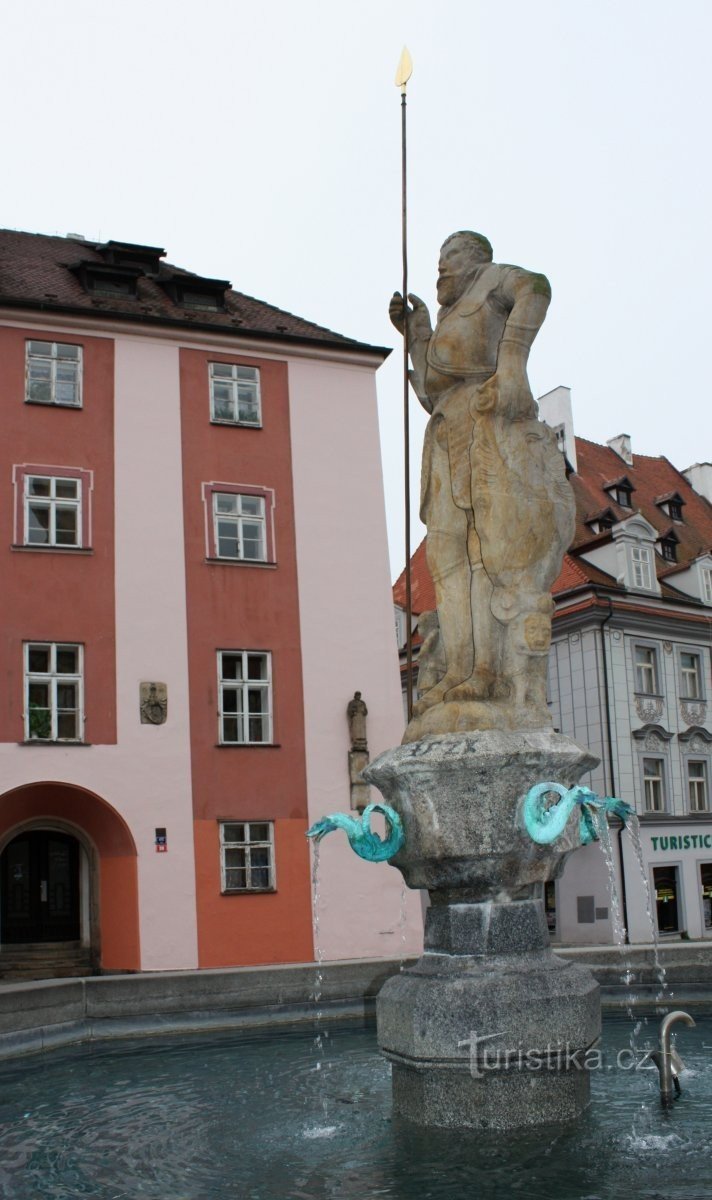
[140,682,167,725]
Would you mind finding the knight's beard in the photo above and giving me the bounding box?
[437,272,473,308]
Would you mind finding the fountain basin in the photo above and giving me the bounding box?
[0,1014,710,1200]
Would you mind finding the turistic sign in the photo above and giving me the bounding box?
[650,833,712,851]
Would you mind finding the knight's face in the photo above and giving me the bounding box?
[437,240,480,307]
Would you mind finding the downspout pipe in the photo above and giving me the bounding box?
[595,591,630,945]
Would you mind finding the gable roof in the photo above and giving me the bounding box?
[0,228,389,357]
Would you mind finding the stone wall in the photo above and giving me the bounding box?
[0,948,710,1060]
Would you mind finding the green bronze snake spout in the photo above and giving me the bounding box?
[306,803,405,863]
[523,782,632,846]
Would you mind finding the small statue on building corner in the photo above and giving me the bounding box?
[347,691,368,751]
[347,691,370,811]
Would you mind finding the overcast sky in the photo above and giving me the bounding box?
[2,0,710,577]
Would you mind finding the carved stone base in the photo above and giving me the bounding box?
[403,699,551,743]
[363,729,598,896]
[378,899,600,1129]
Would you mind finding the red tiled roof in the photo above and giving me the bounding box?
[553,554,610,594]
[393,538,431,611]
[0,228,388,355]
[570,437,712,563]
[394,435,712,612]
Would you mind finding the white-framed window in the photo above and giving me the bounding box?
[217,650,272,744]
[631,546,653,590]
[24,643,83,742]
[25,341,82,407]
[209,362,261,426]
[688,761,709,813]
[634,645,659,695]
[703,568,712,606]
[680,652,702,700]
[13,465,92,550]
[642,757,666,812]
[213,492,266,561]
[219,821,275,892]
[24,475,81,547]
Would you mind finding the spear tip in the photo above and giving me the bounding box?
[395,46,413,93]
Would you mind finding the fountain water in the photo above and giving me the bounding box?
[309,843,325,1076]
[591,815,646,1047]
[626,815,669,1000]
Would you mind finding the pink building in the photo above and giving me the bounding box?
[0,229,422,978]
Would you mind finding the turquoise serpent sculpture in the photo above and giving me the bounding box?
[306,803,405,863]
[524,782,633,846]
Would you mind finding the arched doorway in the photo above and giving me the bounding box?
[2,829,80,943]
[0,782,140,976]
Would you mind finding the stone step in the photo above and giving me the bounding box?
[0,967,93,981]
[1,941,83,954]
[0,942,93,981]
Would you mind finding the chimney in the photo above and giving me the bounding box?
[607,434,633,466]
[683,462,712,504]
[537,385,577,472]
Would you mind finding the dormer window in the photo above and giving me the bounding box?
[588,517,614,534]
[183,290,222,311]
[586,508,616,535]
[658,530,679,563]
[607,481,634,508]
[95,240,166,276]
[161,275,230,312]
[71,260,141,298]
[92,276,135,297]
[655,492,685,523]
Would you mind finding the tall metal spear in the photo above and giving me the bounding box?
[395,46,414,720]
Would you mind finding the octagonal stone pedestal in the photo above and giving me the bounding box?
[363,730,602,1130]
[378,898,600,1129]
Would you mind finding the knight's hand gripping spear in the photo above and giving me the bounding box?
[389,291,432,410]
